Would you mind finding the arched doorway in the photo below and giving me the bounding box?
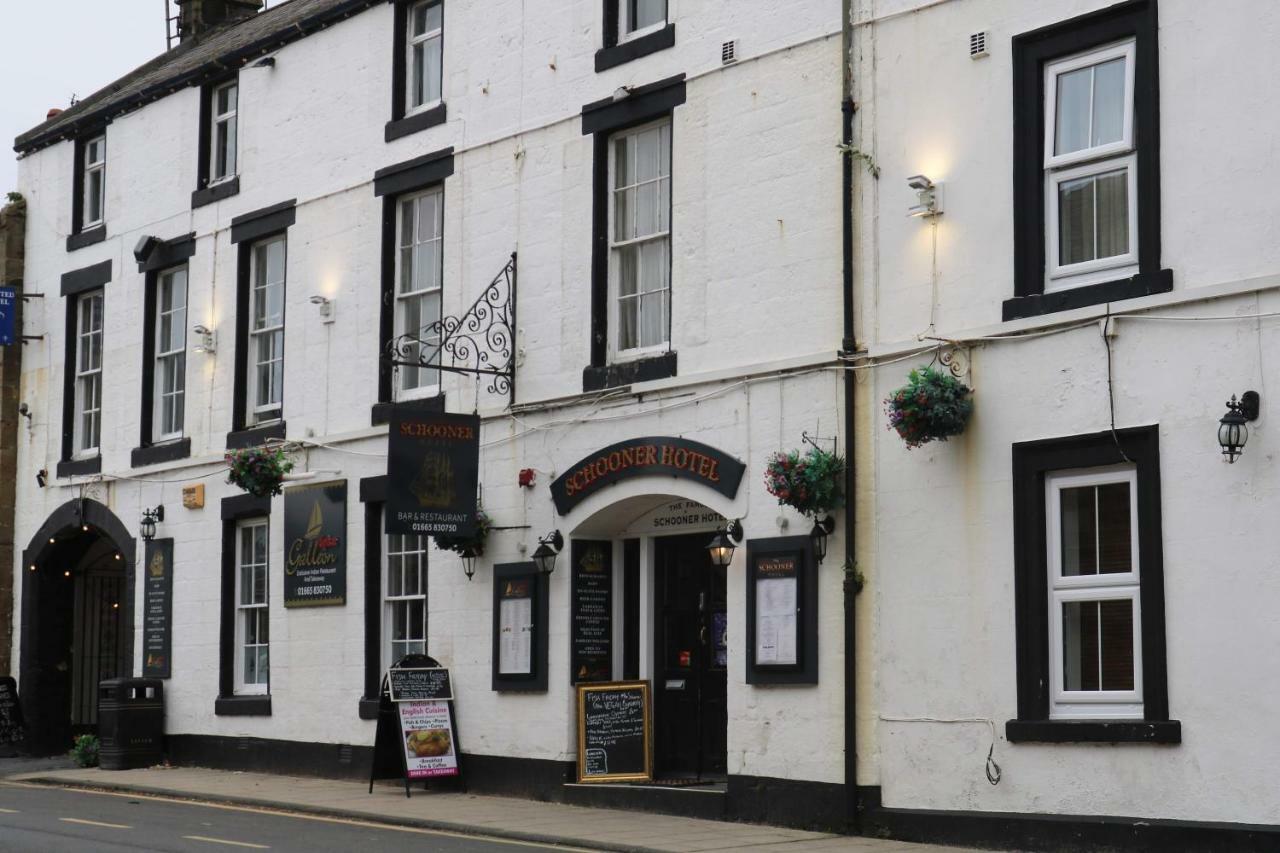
[19,499,135,755]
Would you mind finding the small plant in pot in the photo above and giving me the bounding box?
[70,733,99,768]
[763,446,846,518]
[885,365,974,449]
[225,445,294,498]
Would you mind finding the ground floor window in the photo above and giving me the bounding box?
[236,518,269,694]
[385,528,428,668]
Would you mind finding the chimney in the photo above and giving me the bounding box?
[176,0,264,42]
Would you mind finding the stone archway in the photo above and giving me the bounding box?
[19,499,136,755]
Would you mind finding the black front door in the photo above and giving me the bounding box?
[654,533,727,778]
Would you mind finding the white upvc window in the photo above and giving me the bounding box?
[609,118,671,358]
[211,81,238,183]
[384,527,429,670]
[73,291,104,457]
[249,236,286,424]
[395,187,443,397]
[620,0,666,40]
[235,519,270,695]
[83,135,106,228]
[407,1,443,114]
[155,267,188,441]
[1046,466,1142,720]
[1043,40,1137,290]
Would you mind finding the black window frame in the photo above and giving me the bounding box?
[133,235,197,467]
[596,0,676,72]
[57,261,112,478]
[386,0,448,142]
[192,75,242,209]
[1005,0,1169,322]
[67,130,109,251]
[216,493,273,717]
[1006,425,1179,744]
[580,74,685,392]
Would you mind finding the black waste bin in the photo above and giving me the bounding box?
[98,678,164,770]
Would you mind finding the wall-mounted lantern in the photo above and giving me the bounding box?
[1219,391,1260,463]
[140,505,165,541]
[531,530,564,575]
[809,515,835,564]
[706,520,745,568]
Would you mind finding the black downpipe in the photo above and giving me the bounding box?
[841,93,859,833]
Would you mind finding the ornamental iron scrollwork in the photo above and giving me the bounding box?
[384,252,517,406]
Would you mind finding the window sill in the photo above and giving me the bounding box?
[214,695,272,717]
[583,351,677,392]
[66,226,106,252]
[595,23,676,72]
[226,421,286,450]
[131,438,192,468]
[358,697,381,721]
[1005,718,1181,744]
[192,177,241,210]
[385,102,447,143]
[1003,268,1172,321]
[57,456,102,478]
[371,394,444,427]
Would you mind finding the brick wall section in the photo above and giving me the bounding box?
[0,197,24,675]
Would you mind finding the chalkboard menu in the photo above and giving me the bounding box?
[142,539,174,678]
[0,676,22,755]
[283,480,347,607]
[576,681,652,783]
[571,540,612,684]
[388,667,453,701]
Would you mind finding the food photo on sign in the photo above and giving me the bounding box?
[398,700,459,778]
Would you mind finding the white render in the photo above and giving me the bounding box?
[10,0,848,791]
[852,0,1280,827]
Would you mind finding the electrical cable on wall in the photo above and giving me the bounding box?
[879,715,1002,786]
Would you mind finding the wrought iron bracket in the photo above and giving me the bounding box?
[383,252,517,407]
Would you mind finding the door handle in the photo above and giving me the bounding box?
[700,626,709,646]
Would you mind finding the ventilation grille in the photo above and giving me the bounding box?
[721,40,738,65]
[969,31,988,59]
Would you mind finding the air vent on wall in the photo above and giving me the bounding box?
[969,31,989,59]
[721,39,738,65]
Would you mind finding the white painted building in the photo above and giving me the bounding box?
[8,0,854,832]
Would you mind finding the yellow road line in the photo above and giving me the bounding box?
[183,835,271,849]
[59,817,132,829]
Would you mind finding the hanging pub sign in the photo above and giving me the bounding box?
[571,540,613,684]
[386,411,480,537]
[0,287,16,346]
[550,436,746,515]
[0,676,23,756]
[283,480,347,607]
[576,681,652,783]
[142,538,174,678]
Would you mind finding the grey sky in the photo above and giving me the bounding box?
[1,2,168,195]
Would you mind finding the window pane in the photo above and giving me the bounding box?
[253,525,267,563]
[424,36,442,104]
[615,187,634,242]
[87,171,103,222]
[404,555,420,596]
[424,3,441,31]
[417,192,439,244]
[1094,169,1129,259]
[636,181,658,237]
[1060,485,1097,576]
[225,118,238,176]
[412,43,426,107]
[631,0,665,30]
[388,552,403,597]
[1096,482,1131,573]
[1057,174,1096,266]
[1062,599,1134,691]
[244,647,257,683]
[619,296,638,351]
[1091,57,1126,147]
[409,599,425,639]
[640,238,667,295]
[614,137,631,189]
[257,646,270,683]
[1054,65,1091,156]
[619,245,639,297]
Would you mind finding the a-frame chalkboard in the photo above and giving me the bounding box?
[368,654,463,798]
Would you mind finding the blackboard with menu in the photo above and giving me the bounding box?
[570,540,612,684]
[388,667,453,701]
[576,681,651,783]
[142,539,174,678]
[0,676,22,756]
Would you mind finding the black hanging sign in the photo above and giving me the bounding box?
[284,480,347,607]
[386,411,480,537]
[0,676,23,756]
[550,437,746,515]
[142,538,174,678]
[388,667,453,702]
[571,540,613,684]
[369,655,463,798]
[576,681,652,783]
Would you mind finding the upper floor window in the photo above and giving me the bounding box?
[610,119,671,357]
[74,290,104,456]
[211,81,238,184]
[407,1,442,114]
[249,235,286,424]
[396,187,443,396]
[155,267,188,441]
[385,530,428,668]
[82,136,106,228]
[236,518,270,695]
[621,0,666,40]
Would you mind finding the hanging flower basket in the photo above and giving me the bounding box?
[764,447,846,517]
[885,365,974,449]
[433,509,492,557]
[225,445,294,498]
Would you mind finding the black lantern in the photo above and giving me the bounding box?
[809,515,835,563]
[706,520,744,568]
[460,545,479,581]
[1218,391,1260,463]
[531,530,564,575]
[140,505,165,542]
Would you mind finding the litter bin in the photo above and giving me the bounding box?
[98,678,164,770]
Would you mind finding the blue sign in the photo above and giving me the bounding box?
[0,288,15,346]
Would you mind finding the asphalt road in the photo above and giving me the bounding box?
[0,782,594,853]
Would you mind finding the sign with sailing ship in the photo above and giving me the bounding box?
[283,480,347,607]
[386,411,481,537]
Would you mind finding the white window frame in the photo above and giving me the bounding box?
[1046,466,1142,720]
[82,135,106,228]
[73,290,104,458]
[1043,39,1137,289]
[154,266,188,442]
[394,187,444,400]
[406,0,443,116]
[235,518,270,696]
[383,523,429,672]
[619,0,668,42]
[210,80,238,184]
[248,235,286,424]
[608,118,672,361]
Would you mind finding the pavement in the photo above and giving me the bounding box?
[2,765,974,853]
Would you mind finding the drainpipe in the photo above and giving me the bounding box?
[840,0,860,834]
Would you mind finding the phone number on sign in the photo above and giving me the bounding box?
[407,523,464,533]
[296,585,333,596]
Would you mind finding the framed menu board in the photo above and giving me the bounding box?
[576,681,652,783]
[745,536,818,685]
[492,563,548,691]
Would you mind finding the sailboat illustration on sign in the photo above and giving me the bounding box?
[304,502,323,539]
[411,451,456,509]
